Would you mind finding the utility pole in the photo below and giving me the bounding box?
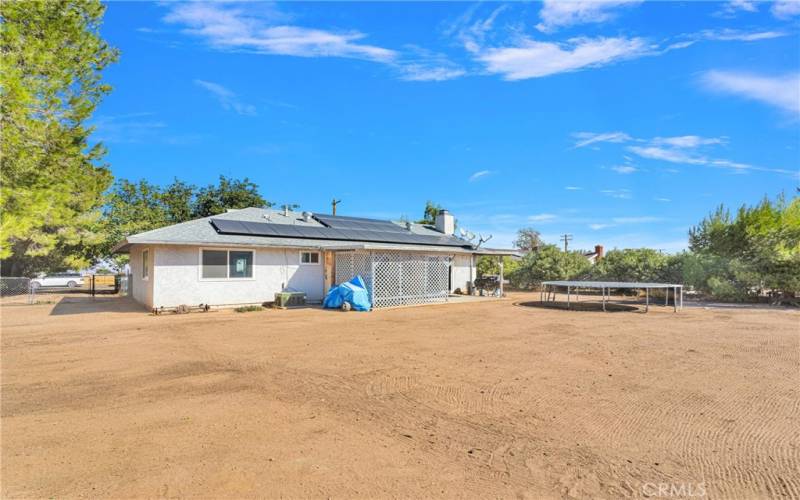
[560,233,573,252]
[332,198,341,216]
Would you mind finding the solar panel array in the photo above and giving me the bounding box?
[313,214,407,233]
[210,218,473,248]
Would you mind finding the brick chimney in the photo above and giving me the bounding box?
[594,244,604,258]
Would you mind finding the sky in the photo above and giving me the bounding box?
[93,0,800,252]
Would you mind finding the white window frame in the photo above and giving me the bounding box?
[198,247,256,281]
[142,248,150,281]
[299,251,320,265]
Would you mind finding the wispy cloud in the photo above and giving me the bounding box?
[194,80,257,116]
[535,0,642,32]
[565,186,583,191]
[611,165,638,174]
[528,213,557,222]
[628,144,797,176]
[715,0,758,18]
[654,197,672,202]
[772,0,800,19]
[475,36,651,81]
[90,112,167,143]
[652,135,727,148]
[700,70,800,115]
[600,189,632,199]
[699,29,786,42]
[589,223,614,230]
[612,216,663,224]
[573,131,633,148]
[469,170,494,182]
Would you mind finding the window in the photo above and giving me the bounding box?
[300,251,320,265]
[201,249,254,279]
[142,249,149,280]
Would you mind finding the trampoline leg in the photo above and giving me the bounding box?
[680,286,683,311]
[646,288,649,313]
[602,287,606,312]
[567,286,570,309]
[665,287,669,306]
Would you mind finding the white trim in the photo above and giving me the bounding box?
[198,247,256,281]
[142,248,150,281]
[299,250,321,265]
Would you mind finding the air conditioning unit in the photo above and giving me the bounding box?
[274,291,306,308]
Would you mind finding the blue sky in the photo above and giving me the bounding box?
[94,1,800,252]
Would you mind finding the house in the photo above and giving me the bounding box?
[112,207,514,310]
[584,244,605,265]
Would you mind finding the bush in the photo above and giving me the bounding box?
[234,305,263,313]
[509,244,591,289]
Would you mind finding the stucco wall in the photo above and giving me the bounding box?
[148,245,324,308]
[451,253,475,292]
[129,245,154,308]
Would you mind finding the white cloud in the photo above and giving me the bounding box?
[628,144,798,177]
[165,3,396,63]
[528,213,557,222]
[194,80,257,116]
[772,0,800,19]
[476,36,651,80]
[654,197,672,202]
[589,223,614,230]
[600,189,632,199]
[610,165,638,174]
[716,0,758,17]
[91,112,167,144]
[565,186,583,191]
[469,170,494,182]
[536,0,642,32]
[700,70,800,115]
[701,29,786,42]
[573,131,633,148]
[652,135,726,148]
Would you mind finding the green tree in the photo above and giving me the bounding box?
[162,178,195,224]
[476,256,519,278]
[192,176,269,218]
[1,0,118,276]
[102,179,168,256]
[513,227,543,252]
[417,200,443,225]
[591,248,669,282]
[509,244,591,288]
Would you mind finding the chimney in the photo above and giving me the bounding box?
[435,210,455,235]
[594,244,604,258]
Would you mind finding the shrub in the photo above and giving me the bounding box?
[234,305,263,313]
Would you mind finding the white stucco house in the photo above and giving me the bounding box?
[112,207,514,310]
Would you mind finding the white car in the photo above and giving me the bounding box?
[31,273,84,290]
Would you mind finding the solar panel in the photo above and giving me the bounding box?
[313,214,406,233]
[209,218,472,248]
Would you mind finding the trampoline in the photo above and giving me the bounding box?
[541,280,684,312]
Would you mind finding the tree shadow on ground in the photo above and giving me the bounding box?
[50,296,147,315]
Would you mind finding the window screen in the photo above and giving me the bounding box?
[229,251,253,278]
[301,252,319,264]
[202,250,227,279]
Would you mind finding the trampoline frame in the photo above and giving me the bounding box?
[540,280,684,312]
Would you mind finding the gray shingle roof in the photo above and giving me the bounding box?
[112,207,487,254]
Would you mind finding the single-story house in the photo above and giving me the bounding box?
[112,207,514,310]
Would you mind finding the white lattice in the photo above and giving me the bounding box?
[334,250,452,308]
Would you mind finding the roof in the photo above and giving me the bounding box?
[112,207,515,255]
[542,280,683,288]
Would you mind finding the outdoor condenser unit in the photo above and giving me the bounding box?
[274,291,306,308]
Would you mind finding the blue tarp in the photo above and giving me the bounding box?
[323,275,371,311]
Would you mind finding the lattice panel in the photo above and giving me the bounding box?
[334,250,452,309]
[370,251,451,308]
[335,251,373,301]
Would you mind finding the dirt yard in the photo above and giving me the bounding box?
[2,294,798,499]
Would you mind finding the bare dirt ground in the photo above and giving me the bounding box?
[2,293,798,499]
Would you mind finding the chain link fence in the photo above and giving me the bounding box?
[0,277,35,304]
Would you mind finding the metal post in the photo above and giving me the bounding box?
[665,286,669,306]
[498,256,504,297]
[673,286,677,313]
[645,288,649,313]
[602,287,606,312]
[680,286,683,310]
[567,286,571,309]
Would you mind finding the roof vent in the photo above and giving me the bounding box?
[405,221,412,231]
[302,211,313,223]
